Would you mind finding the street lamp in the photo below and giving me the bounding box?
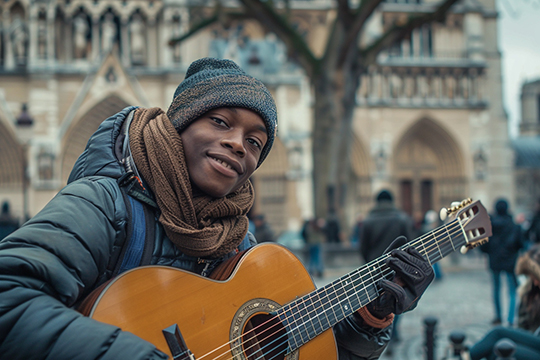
[16,103,34,221]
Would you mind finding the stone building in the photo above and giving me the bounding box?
[0,0,514,237]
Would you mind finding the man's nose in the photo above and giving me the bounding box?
[222,132,245,156]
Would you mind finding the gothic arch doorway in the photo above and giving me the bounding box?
[393,118,466,220]
[250,138,290,236]
[60,95,130,184]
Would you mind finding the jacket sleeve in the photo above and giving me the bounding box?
[0,177,168,360]
[334,312,392,359]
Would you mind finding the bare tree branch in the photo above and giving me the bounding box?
[168,13,220,46]
[239,0,319,76]
[358,0,460,67]
[338,0,385,66]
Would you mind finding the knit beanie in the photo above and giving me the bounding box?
[376,189,393,202]
[166,57,278,167]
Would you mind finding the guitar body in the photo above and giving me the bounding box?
[87,243,338,360]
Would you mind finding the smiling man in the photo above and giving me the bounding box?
[0,57,434,360]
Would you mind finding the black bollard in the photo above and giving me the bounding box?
[424,316,438,360]
[494,338,516,360]
[441,331,469,360]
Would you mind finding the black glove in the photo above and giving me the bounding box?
[367,236,434,319]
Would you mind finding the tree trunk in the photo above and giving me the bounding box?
[311,64,360,223]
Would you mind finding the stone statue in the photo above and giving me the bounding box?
[10,15,28,65]
[129,14,145,64]
[101,13,117,52]
[171,14,182,63]
[73,14,89,59]
[37,16,47,59]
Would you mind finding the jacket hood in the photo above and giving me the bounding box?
[67,106,138,184]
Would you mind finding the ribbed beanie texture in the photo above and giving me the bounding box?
[166,57,278,167]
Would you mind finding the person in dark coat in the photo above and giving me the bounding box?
[253,213,275,243]
[0,200,19,240]
[0,58,434,360]
[359,189,415,353]
[360,189,413,263]
[480,198,524,326]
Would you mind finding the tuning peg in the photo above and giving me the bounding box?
[460,245,469,254]
[440,207,448,221]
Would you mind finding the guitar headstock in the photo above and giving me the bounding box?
[443,198,492,254]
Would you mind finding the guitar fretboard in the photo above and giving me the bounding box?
[276,217,469,352]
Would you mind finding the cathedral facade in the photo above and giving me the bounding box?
[0,0,514,237]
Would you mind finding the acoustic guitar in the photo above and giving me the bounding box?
[80,199,491,360]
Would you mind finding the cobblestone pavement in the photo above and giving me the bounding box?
[314,252,506,360]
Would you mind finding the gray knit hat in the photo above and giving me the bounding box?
[166,57,278,167]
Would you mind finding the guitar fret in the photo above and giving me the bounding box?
[445,226,456,251]
[304,294,323,335]
[297,297,316,340]
[313,289,331,330]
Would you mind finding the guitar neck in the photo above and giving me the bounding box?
[277,217,468,351]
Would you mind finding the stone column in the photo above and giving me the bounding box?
[147,16,157,67]
[28,10,38,67]
[120,16,129,67]
[91,16,99,61]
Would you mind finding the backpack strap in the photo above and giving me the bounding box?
[111,187,156,276]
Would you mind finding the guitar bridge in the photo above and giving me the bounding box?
[162,324,196,360]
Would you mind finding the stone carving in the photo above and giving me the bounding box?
[130,14,145,64]
[10,15,28,65]
[73,14,89,59]
[101,13,117,52]
[37,16,47,59]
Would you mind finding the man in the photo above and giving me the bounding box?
[359,189,414,353]
[0,58,433,359]
[360,189,413,263]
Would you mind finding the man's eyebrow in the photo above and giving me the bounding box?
[255,124,267,134]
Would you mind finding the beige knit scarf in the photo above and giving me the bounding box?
[129,107,254,259]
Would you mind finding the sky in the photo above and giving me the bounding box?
[497,0,540,137]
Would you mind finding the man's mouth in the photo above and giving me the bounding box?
[210,156,236,173]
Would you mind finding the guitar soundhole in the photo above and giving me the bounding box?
[242,313,287,360]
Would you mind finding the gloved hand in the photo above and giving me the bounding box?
[367,236,434,319]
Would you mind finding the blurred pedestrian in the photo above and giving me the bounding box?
[325,211,341,244]
[421,210,444,281]
[480,198,525,326]
[350,214,363,245]
[0,201,19,240]
[469,244,540,360]
[359,189,414,353]
[360,189,413,263]
[253,214,275,243]
[515,243,540,332]
[525,197,540,245]
[301,217,325,278]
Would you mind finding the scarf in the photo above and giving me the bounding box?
[129,107,254,258]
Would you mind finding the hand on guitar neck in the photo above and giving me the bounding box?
[366,235,435,320]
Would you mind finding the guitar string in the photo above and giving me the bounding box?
[200,219,472,360]
[241,220,472,360]
[196,218,474,360]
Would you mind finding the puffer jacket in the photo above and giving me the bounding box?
[0,107,391,360]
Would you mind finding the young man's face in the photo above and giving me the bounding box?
[181,107,268,198]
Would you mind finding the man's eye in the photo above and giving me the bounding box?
[248,138,262,149]
[211,117,228,127]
